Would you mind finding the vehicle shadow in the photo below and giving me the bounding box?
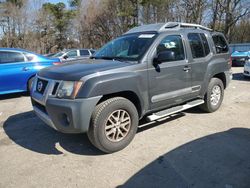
[3,111,102,156]
[3,111,185,156]
[232,73,250,81]
[119,128,250,188]
[0,92,29,100]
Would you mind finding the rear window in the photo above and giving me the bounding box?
[0,51,25,64]
[212,35,229,54]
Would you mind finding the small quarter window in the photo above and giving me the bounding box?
[212,35,229,54]
[156,35,185,62]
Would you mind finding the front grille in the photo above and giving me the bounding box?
[36,78,48,94]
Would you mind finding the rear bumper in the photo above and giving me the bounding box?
[32,96,101,133]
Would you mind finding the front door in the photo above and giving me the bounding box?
[148,34,192,110]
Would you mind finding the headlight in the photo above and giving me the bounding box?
[57,81,83,99]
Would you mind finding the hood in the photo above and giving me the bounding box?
[231,51,250,57]
[38,59,132,81]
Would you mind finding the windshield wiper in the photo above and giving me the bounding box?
[91,56,129,63]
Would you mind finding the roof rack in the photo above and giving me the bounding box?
[159,22,212,32]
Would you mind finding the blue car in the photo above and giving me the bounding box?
[0,48,61,95]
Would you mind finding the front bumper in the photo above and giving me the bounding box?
[31,76,102,133]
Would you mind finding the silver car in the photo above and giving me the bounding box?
[53,49,96,61]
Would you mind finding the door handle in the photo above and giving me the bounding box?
[22,67,29,71]
[183,66,191,72]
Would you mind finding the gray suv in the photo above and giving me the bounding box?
[31,22,232,153]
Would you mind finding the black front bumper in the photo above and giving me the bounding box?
[32,96,101,133]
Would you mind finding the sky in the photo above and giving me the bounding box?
[44,0,69,5]
[45,0,68,4]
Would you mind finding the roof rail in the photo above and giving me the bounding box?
[159,22,212,32]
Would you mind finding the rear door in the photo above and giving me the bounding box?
[0,51,28,93]
[186,32,212,98]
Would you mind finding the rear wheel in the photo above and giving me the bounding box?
[200,78,224,113]
[87,97,138,153]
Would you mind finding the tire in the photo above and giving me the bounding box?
[87,97,139,153]
[27,77,35,93]
[200,78,224,113]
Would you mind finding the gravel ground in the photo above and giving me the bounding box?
[0,67,250,188]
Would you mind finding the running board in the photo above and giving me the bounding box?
[147,99,204,121]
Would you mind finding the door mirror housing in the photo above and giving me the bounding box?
[154,51,175,64]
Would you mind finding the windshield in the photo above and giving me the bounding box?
[93,33,157,61]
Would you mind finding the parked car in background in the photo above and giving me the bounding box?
[243,59,250,78]
[0,48,61,95]
[231,51,250,66]
[52,49,96,61]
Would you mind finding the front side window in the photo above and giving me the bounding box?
[66,50,78,57]
[94,33,157,61]
[188,33,205,58]
[0,51,25,64]
[157,35,185,62]
[212,35,229,54]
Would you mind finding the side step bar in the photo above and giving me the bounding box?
[147,99,204,121]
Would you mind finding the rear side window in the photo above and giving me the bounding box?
[0,51,25,64]
[80,50,90,56]
[188,33,205,58]
[157,35,185,62]
[212,35,229,54]
[200,34,210,56]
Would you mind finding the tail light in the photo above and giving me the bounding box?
[53,62,62,65]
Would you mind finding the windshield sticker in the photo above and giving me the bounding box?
[139,34,155,38]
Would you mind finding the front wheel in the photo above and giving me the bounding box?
[200,78,224,113]
[87,97,139,153]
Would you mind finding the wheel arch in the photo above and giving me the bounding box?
[212,72,227,89]
[97,91,143,119]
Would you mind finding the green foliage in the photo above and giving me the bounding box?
[69,0,81,8]
[41,2,76,49]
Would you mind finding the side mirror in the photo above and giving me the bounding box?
[154,51,175,64]
[63,55,68,59]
